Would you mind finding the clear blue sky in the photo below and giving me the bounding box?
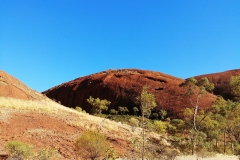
[1,0,239,92]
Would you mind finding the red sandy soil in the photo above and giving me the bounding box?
[0,109,81,159]
[0,108,132,159]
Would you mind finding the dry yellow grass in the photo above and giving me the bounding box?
[176,154,239,160]
[0,96,144,141]
[0,96,74,114]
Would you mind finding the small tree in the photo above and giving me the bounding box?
[230,75,240,101]
[136,85,157,160]
[133,107,139,116]
[5,140,34,160]
[180,77,214,132]
[109,109,118,115]
[211,97,240,154]
[87,96,111,114]
[151,112,159,119]
[118,106,124,115]
[123,107,129,115]
[118,106,129,115]
[180,77,214,154]
[159,109,167,120]
[129,117,139,132]
[75,130,110,160]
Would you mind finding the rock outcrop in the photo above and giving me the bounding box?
[0,70,44,100]
[43,69,216,118]
[195,69,240,100]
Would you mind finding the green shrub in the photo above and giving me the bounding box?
[87,96,111,114]
[153,120,167,133]
[5,140,34,160]
[75,130,110,160]
[129,117,139,132]
[75,106,86,113]
[109,109,118,115]
[105,146,118,160]
[36,147,58,160]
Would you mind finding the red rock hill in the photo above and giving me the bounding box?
[43,69,216,118]
[195,69,240,100]
[0,70,44,100]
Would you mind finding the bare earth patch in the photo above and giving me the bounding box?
[0,108,82,159]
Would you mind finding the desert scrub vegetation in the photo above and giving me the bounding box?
[75,106,86,113]
[5,140,34,159]
[35,147,59,160]
[5,140,58,160]
[93,78,240,157]
[175,77,240,156]
[75,129,110,160]
[87,96,111,114]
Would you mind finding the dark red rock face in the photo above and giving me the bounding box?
[195,69,240,100]
[43,69,216,118]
